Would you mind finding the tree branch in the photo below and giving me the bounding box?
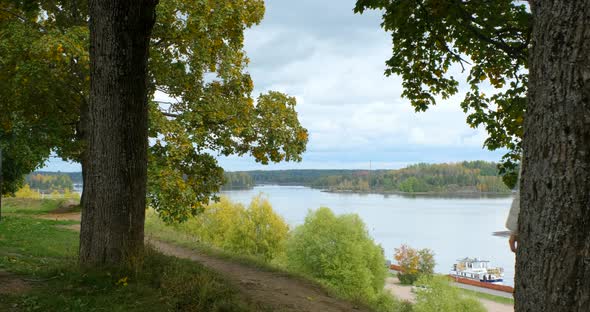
[452,1,528,62]
[0,8,47,33]
[161,112,180,118]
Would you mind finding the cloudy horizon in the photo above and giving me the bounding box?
[42,0,506,173]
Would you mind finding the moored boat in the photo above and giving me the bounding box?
[450,257,504,284]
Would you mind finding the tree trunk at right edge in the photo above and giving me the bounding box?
[79,0,158,266]
[515,1,590,311]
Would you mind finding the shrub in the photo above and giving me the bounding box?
[14,184,42,199]
[224,196,290,261]
[285,207,387,302]
[371,292,415,312]
[63,188,81,199]
[394,244,435,285]
[151,196,289,262]
[413,275,485,312]
[188,197,244,247]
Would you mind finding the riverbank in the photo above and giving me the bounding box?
[3,198,512,311]
[317,188,513,198]
[389,265,514,305]
[223,183,513,197]
[385,277,514,312]
[1,199,378,312]
[221,184,516,286]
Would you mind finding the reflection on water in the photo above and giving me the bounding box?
[222,185,516,286]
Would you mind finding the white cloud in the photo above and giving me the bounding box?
[42,0,506,172]
[233,0,502,171]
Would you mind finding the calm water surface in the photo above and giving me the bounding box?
[221,185,516,286]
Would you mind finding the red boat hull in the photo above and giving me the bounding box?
[388,264,514,294]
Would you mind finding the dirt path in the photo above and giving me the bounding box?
[385,277,514,312]
[34,211,368,312]
[0,271,31,295]
[384,277,414,302]
[152,240,369,312]
[478,300,514,312]
[37,212,81,222]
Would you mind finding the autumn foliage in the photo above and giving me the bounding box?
[394,244,435,285]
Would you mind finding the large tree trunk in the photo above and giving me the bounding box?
[79,95,91,211]
[79,0,158,266]
[79,98,89,210]
[516,1,590,311]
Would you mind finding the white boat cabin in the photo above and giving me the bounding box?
[451,257,504,284]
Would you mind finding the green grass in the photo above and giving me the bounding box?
[457,288,514,305]
[2,198,65,215]
[0,201,266,312]
[0,216,79,275]
[404,273,514,306]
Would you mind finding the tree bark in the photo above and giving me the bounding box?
[0,146,3,222]
[516,1,590,311]
[78,92,88,210]
[79,0,158,266]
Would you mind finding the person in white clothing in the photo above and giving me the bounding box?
[506,191,519,253]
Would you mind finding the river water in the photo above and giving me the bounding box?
[221,185,516,286]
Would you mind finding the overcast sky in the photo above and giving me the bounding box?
[43,0,505,172]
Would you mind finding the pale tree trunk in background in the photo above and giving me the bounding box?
[516,1,590,311]
[79,99,88,210]
[79,0,158,266]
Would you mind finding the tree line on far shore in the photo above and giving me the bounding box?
[223,161,512,194]
[25,172,75,192]
[19,161,511,196]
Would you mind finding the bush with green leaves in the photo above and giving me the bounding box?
[224,196,290,261]
[152,196,289,262]
[285,207,387,302]
[413,275,485,312]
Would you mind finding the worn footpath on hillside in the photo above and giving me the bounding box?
[38,210,371,312]
[39,208,513,312]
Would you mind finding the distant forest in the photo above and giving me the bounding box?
[225,161,512,194]
[33,161,512,194]
[221,172,255,190]
[25,172,77,191]
[32,172,83,184]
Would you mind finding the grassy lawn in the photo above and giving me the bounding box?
[0,216,79,275]
[3,198,67,215]
[457,288,514,305]
[0,200,264,312]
